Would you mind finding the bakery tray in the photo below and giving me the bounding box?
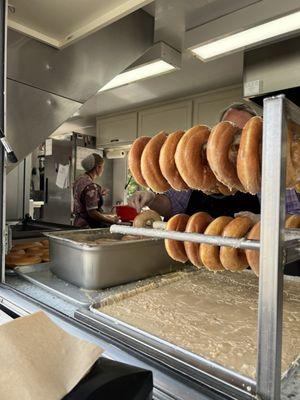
[14,264,90,306]
[75,271,300,400]
[44,228,182,290]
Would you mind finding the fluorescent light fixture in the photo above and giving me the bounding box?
[98,42,181,92]
[190,11,300,61]
[99,60,175,92]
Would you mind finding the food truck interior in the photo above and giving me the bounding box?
[0,0,300,399]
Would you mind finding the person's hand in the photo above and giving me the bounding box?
[234,211,260,224]
[101,188,110,196]
[108,215,120,224]
[127,191,155,213]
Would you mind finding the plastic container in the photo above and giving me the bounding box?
[115,205,138,222]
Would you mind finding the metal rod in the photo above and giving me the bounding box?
[257,95,287,399]
[110,225,260,250]
[0,0,6,283]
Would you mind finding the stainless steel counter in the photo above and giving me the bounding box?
[0,280,228,400]
[3,272,300,400]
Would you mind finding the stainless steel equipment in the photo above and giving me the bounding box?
[45,229,181,290]
[42,139,72,225]
[14,264,90,307]
[41,134,101,225]
[109,97,300,400]
[6,10,153,166]
[244,36,300,105]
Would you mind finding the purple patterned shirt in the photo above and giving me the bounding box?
[165,188,300,216]
[73,174,101,227]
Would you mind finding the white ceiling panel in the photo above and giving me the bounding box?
[8,0,153,48]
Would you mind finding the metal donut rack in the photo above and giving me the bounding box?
[110,94,300,400]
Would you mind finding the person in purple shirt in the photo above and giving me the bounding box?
[128,102,300,274]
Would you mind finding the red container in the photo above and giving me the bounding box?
[115,205,138,222]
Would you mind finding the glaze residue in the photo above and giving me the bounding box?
[99,270,300,378]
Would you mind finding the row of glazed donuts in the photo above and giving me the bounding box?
[128,117,300,195]
[5,240,50,268]
[164,212,300,276]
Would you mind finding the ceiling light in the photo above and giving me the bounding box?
[190,11,300,61]
[99,60,175,92]
[99,42,181,92]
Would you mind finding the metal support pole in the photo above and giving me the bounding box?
[110,225,260,250]
[257,95,286,399]
[0,0,6,282]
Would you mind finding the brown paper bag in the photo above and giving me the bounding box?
[0,311,103,400]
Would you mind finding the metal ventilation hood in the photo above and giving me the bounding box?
[6,9,153,167]
[243,35,300,106]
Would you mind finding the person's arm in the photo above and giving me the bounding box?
[128,189,192,219]
[285,189,300,214]
[84,184,118,224]
[87,209,119,224]
[148,194,172,218]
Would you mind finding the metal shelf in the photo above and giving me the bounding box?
[111,94,300,400]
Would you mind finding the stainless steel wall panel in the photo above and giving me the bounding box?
[6,80,80,164]
[7,10,153,103]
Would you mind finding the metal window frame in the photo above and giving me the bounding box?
[0,0,6,283]
[0,0,297,395]
[111,94,300,399]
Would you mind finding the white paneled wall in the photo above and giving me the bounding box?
[192,86,243,126]
[137,100,192,136]
[96,85,253,146]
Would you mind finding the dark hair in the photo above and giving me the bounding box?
[93,153,104,167]
[220,102,258,121]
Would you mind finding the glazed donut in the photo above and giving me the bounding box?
[12,241,43,250]
[285,214,300,229]
[237,116,263,194]
[128,136,151,187]
[184,212,213,268]
[133,210,161,228]
[42,251,50,262]
[26,247,46,257]
[10,248,25,255]
[207,121,245,192]
[5,253,23,268]
[14,255,42,266]
[286,121,300,188]
[220,216,254,271]
[200,216,233,271]
[175,125,218,191]
[245,215,300,277]
[121,235,140,241]
[245,222,260,277]
[140,132,171,193]
[216,181,237,196]
[159,130,189,191]
[41,239,49,248]
[165,214,190,263]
